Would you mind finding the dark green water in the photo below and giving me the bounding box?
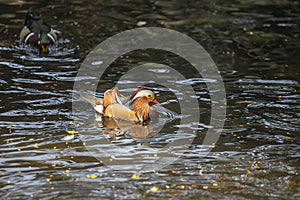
[0,0,299,199]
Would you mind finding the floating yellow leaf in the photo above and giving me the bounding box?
[203,186,208,190]
[69,121,75,125]
[33,143,39,149]
[285,136,292,141]
[67,130,78,135]
[131,174,140,179]
[246,169,251,175]
[6,126,12,129]
[87,174,97,179]
[212,183,218,187]
[150,186,159,191]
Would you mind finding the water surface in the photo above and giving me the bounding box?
[0,0,299,199]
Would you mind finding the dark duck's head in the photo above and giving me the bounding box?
[25,9,40,27]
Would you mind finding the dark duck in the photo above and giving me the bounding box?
[19,9,58,55]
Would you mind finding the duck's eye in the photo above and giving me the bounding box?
[147,94,152,98]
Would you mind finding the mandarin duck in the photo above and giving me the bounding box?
[19,9,58,54]
[80,87,159,122]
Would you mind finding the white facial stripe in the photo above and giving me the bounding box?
[132,90,153,100]
[47,33,56,43]
[24,32,35,43]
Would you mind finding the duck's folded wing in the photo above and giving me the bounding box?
[19,27,31,41]
[110,87,126,101]
[104,104,139,122]
[104,87,127,107]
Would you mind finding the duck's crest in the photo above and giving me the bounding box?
[129,87,145,100]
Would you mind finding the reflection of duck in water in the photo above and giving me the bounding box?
[97,116,156,140]
[19,9,58,55]
[81,87,159,123]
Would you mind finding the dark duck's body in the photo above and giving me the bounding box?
[19,9,58,54]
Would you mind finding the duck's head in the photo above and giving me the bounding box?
[25,9,40,26]
[39,32,50,55]
[130,88,159,105]
[129,88,159,122]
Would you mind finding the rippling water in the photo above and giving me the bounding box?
[0,0,299,199]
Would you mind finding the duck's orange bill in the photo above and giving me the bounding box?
[152,99,159,104]
[41,44,48,53]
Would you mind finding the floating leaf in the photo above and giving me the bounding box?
[131,174,140,179]
[87,174,97,179]
[67,130,78,135]
[150,186,159,191]
[246,169,251,175]
[33,143,39,149]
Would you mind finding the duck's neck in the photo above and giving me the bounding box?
[131,97,150,122]
[40,32,49,44]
